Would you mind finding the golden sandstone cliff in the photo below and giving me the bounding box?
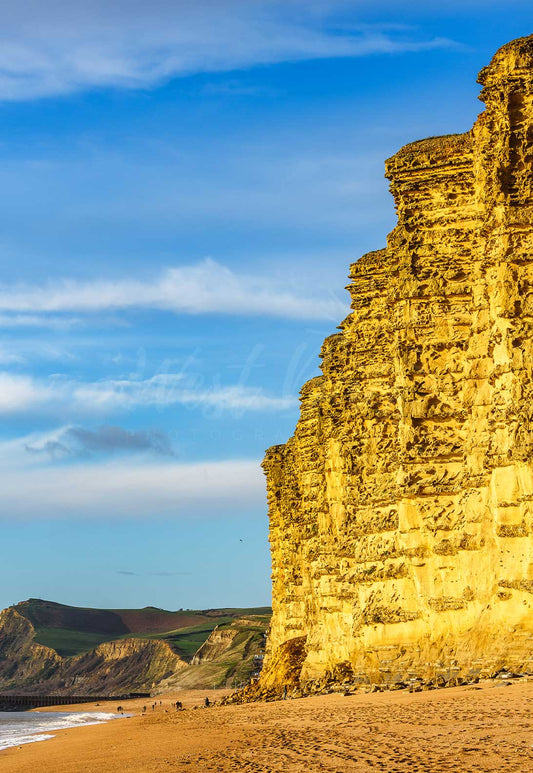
[261,35,533,690]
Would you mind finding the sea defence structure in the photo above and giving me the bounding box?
[261,36,533,687]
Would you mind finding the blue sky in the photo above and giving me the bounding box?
[1,1,532,612]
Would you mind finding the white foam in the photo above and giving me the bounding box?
[0,733,55,751]
[0,710,123,751]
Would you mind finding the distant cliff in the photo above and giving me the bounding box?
[261,35,533,688]
[0,609,62,687]
[0,599,270,694]
[0,607,187,694]
[159,620,267,691]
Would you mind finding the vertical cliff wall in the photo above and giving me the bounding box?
[262,35,533,687]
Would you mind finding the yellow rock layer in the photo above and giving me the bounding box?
[262,35,533,686]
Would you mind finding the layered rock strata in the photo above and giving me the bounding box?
[262,35,533,687]
[0,607,188,694]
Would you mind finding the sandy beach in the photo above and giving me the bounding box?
[0,682,532,772]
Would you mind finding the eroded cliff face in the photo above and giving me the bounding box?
[0,609,62,686]
[0,607,187,694]
[0,601,270,695]
[157,619,267,691]
[262,35,533,687]
[191,625,241,665]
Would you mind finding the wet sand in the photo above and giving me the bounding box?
[1,682,532,772]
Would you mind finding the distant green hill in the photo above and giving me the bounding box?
[14,598,271,659]
[0,599,271,695]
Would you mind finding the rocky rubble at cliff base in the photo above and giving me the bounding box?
[221,672,532,705]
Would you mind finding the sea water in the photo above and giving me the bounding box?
[0,710,123,751]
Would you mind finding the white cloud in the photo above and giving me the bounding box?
[0,373,45,412]
[0,429,266,518]
[0,259,348,321]
[0,314,82,330]
[0,457,265,518]
[0,371,297,416]
[72,373,297,413]
[0,1,455,101]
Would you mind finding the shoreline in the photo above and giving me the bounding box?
[30,688,230,714]
[0,708,123,752]
[0,690,229,755]
[0,682,532,771]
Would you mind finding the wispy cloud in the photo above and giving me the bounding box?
[0,457,264,519]
[0,348,25,365]
[25,424,175,459]
[0,1,454,101]
[0,372,297,416]
[0,259,348,321]
[0,373,44,412]
[116,569,192,577]
[0,314,82,330]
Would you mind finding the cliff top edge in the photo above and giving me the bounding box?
[387,33,533,168]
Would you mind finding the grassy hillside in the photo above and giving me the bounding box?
[26,627,121,658]
[136,620,235,658]
[156,617,270,692]
[15,599,271,659]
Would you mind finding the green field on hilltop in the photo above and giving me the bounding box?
[31,627,121,658]
[21,599,271,659]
